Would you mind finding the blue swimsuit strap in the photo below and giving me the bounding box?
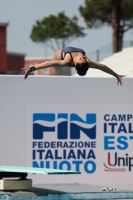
[65,52,75,66]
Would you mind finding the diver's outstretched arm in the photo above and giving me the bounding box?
[86,57,125,86]
[22,60,70,79]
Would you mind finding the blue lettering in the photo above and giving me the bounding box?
[112,115,117,121]
[63,149,67,159]
[33,113,97,140]
[53,161,57,169]
[87,149,96,159]
[32,150,36,159]
[84,161,96,174]
[70,113,96,139]
[38,142,43,148]
[32,160,96,174]
[68,150,76,159]
[63,142,69,148]
[46,161,50,168]
[91,142,96,148]
[33,161,44,168]
[45,150,54,159]
[59,161,71,170]
[78,142,84,148]
[117,136,128,150]
[127,115,132,121]
[104,136,115,150]
[104,114,110,121]
[33,142,37,148]
[33,114,55,139]
[44,142,50,148]
[77,150,86,159]
[57,142,62,148]
[104,123,107,133]
[51,142,56,148]
[118,115,126,121]
[55,150,62,159]
[57,114,68,139]
[118,123,127,133]
[72,160,82,172]
[37,150,45,159]
[109,123,117,133]
[129,136,133,140]
[129,123,133,133]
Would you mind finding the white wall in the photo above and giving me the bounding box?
[0,75,133,189]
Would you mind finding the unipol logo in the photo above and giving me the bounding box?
[33,113,96,140]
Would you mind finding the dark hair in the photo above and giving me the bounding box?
[75,63,89,76]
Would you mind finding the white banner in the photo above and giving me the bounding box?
[0,76,133,188]
[27,104,133,185]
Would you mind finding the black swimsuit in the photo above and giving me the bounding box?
[60,47,86,66]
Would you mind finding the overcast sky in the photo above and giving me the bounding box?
[0,0,132,58]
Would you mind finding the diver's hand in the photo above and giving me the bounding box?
[21,67,30,79]
[116,74,125,86]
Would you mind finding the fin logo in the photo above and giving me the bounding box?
[33,113,96,140]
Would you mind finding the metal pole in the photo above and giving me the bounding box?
[96,50,99,62]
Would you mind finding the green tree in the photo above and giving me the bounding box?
[30,12,86,52]
[79,0,133,53]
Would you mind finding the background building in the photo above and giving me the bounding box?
[0,23,25,74]
[0,22,71,76]
[25,57,71,76]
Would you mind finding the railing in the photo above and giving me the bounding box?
[87,40,133,62]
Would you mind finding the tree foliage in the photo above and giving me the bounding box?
[30,12,86,51]
[79,0,133,52]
